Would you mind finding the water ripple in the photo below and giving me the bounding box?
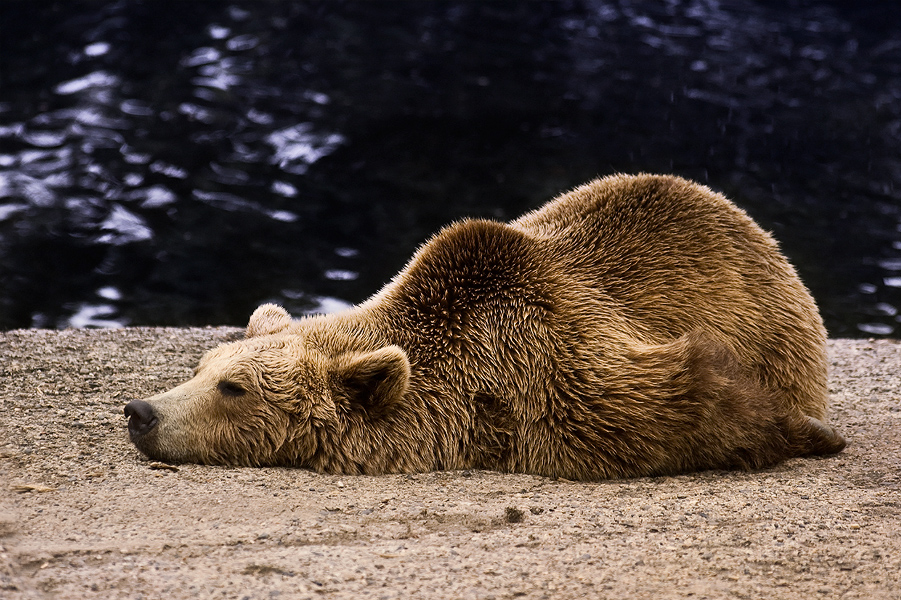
[192,189,298,223]
[266,123,345,175]
[122,185,176,209]
[54,70,120,95]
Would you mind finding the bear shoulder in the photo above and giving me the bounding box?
[393,218,544,302]
[368,218,560,350]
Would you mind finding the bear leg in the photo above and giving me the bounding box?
[785,414,847,457]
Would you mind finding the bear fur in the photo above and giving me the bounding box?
[125,174,845,479]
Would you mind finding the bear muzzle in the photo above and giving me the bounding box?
[124,399,159,438]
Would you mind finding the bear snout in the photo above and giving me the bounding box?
[124,399,159,438]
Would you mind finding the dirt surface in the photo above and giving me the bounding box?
[0,328,899,599]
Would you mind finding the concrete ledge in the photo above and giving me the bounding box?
[1,329,899,598]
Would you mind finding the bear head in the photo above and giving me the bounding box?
[124,304,411,466]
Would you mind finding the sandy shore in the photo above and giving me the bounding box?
[1,328,899,599]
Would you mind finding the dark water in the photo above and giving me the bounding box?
[1,1,900,336]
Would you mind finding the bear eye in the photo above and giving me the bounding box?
[218,380,246,397]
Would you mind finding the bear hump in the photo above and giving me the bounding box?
[393,218,544,304]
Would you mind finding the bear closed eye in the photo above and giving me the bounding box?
[125,174,844,479]
[217,381,246,397]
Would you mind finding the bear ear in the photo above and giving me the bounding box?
[246,303,292,337]
[334,346,410,412]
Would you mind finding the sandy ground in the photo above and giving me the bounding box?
[0,328,899,599]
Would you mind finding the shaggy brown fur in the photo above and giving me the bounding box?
[125,174,845,479]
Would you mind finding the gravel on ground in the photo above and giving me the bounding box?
[1,328,899,599]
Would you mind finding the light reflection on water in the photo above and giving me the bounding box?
[0,1,900,336]
[265,123,345,175]
[96,205,153,245]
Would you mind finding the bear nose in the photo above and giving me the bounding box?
[124,400,158,437]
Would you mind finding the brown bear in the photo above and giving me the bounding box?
[124,174,845,479]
